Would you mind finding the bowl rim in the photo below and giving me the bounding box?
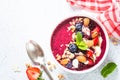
[50,15,109,74]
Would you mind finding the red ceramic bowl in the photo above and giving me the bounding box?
[50,15,109,74]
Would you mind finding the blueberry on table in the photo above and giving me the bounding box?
[75,23,82,31]
[68,43,78,53]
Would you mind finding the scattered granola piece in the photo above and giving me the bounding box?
[56,54,61,60]
[60,59,69,65]
[58,74,64,80]
[52,64,56,69]
[69,25,76,32]
[47,61,51,65]
[48,65,53,71]
[12,65,21,72]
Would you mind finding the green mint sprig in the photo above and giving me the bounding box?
[101,62,117,78]
[75,32,88,50]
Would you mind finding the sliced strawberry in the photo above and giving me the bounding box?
[93,37,99,46]
[26,66,41,80]
[91,26,100,38]
[86,50,93,57]
[87,58,94,66]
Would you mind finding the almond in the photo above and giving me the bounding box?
[83,18,90,27]
[76,55,87,63]
[60,59,69,65]
[85,40,94,47]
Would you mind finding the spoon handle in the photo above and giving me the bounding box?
[41,64,54,80]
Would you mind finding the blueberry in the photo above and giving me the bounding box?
[68,43,78,53]
[75,23,82,31]
[89,20,96,30]
[66,61,72,69]
[77,62,86,70]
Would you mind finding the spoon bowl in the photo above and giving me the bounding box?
[26,40,44,65]
[26,40,53,80]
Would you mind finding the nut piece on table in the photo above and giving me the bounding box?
[58,74,65,80]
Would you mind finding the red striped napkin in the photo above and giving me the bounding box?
[67,0,120,44]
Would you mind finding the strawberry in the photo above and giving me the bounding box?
[26,66,43,80]
[93,37,99,46]
[91,26,100,38]
[86,50,93,57]
[87,58,94,66]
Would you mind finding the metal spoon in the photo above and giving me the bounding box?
[26,40,53,80]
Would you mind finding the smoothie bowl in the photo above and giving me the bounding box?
[50,16,109,74]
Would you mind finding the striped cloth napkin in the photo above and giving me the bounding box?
[67,0,120,44]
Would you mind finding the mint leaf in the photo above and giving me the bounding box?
[75,32,88,50]
[101,62,117,78]
[77,41,88,50]
[76,32,82,44]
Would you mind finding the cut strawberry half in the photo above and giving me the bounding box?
[26,66,41,80]
[91,26,100,38]
[87,50,93,57]
[93,37,99,46]
[87,58,94,66]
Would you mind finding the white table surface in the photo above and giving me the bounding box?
[0,0,120,80]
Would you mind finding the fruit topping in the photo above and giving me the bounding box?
[82,26,90,36]
[87,58,94,66]
[72,59,79,68]
[91,26,100,38]
[26,66,44,80]
[86,50,93,57]
[85,40,94,47]
[75,23,82,31]
[93,46,101,57]
[66,61,72,69]
[77,62,86,70]
[68,43,78,53]
[93,37,99,46]
[60,59,70,65]
[76,55,87,63]
[89,20,96,30]
[83,18,90,27]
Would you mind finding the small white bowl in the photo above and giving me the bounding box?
[50,15,109,74]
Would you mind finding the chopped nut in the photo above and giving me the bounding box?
[85,40,94,47]
[12,65,21,72]
[52,64,56,69]
[75,18,79,23]
[76,55,87,63]
[47,61,51,65]
[48,65,53,71]
[60,59,69,65]
[78,18,83,22]
[83,18,90,27]
[69,25,76,32]
[58,74,64,80]
[92,32,98,38]
[69,21,72,25]
[68,53,75,59]
[72,33,76,41]
[56,54,61,60]
[113,41,118,45]
[26,63,31,68]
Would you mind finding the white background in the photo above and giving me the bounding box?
[0,0,120,80]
